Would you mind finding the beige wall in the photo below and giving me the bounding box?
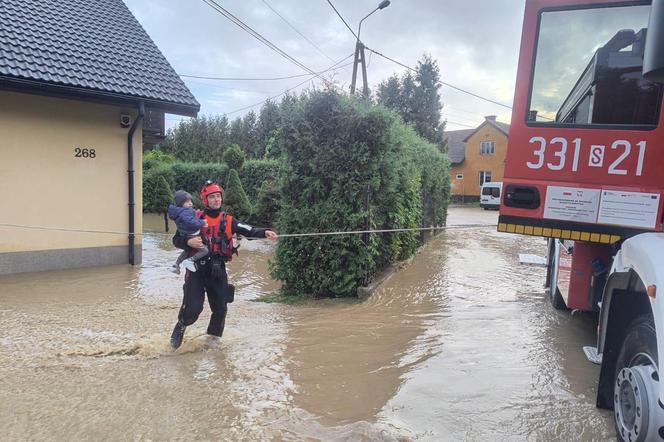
[450,123,508,197]
[0,90,142,258]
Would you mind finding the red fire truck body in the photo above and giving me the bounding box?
[501,0,664,243]
[500,0,664,439]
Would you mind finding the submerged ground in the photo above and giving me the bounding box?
[0,208,613,441]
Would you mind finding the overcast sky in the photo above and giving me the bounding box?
[124,0,526,132]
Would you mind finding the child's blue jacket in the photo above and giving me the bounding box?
[167,204,204,235]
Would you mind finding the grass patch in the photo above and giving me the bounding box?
[253,290,362,306]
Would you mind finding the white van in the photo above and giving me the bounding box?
[480,182,502,210]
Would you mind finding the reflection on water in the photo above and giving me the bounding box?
[0,210,612,440]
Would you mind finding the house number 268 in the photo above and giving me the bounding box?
[74,148,96,158]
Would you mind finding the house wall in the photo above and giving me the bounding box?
[0,90,143,274]
[449,124,508,198]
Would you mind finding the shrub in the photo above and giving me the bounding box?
[222,144,245,171]
[171,162,228,196]
[224,169,252,220]
[252,180,280,226]
[270,91,449,298]
[143,165,175,213]
[143,149,175,172]
[241,159,280,201]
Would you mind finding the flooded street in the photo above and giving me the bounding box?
[0,207,613,441]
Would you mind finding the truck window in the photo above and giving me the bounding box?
[528,4,662,127]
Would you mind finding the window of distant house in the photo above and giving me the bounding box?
[480,141,495,155]
[479,171,492,187]
[456,174,464,180]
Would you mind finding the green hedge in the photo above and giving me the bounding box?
[241,159,280,201]
[142,157,281,222]
[270,91,450,298]
[142,165,175,213]
[171,162,228,196]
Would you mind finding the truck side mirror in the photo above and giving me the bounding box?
[644,0,664,83]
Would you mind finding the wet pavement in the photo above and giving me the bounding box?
[0,208,613,440]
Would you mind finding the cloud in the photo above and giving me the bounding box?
[124,0,527,130]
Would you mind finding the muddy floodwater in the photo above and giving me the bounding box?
[0,208,613,441]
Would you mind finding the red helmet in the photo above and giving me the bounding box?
[200,181,224,207]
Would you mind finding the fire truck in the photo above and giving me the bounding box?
[499,0,664,439]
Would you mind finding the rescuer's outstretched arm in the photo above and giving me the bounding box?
[231,219,277,240]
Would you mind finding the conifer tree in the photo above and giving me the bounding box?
[224,169,252,220]
[223,144,245,171]
[375,54,446,150]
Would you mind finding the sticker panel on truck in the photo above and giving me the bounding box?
[597,190,660,229]
[543,186,601,223]
[543,186,661,230]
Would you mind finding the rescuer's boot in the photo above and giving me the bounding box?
[170,321,186,349]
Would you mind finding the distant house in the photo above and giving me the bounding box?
[0,0,199,274]
[446,116,510,201]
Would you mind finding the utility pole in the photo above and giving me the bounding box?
[350,42,369,97]
[349,0,390,97]
[348,0,390,285]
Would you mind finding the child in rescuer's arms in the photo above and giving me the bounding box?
[167,190,208,274]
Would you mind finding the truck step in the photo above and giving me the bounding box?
[583,346,602,365]
[519,253,547,267]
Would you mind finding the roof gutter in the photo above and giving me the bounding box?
[128,102,145,265]
[0,76,200,117]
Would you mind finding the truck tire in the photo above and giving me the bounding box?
[545,238,567,310]
[614,314,660,442]
[550,284,567,311]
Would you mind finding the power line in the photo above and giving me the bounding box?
[261,0,335,63]
[441,110,484,124]
[201,0,334,88]
[224,56,354,116]
[325,0,358,40]
[365,47,557,122]
[179,61,349,82]
[364,46,513,110]
[181,78,272,95]
[446,104,494,119]
[444,120,477,129]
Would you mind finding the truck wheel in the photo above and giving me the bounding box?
[550,285,567,310]
[545,239,567,310]
[614,314,660,442]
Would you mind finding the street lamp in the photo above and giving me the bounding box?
[350,0,391,96]
[358,0,390,42]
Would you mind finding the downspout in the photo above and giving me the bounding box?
[128,102,145,265]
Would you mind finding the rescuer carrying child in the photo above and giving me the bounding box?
[169,181,278,349]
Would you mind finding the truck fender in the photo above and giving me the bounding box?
[595,233,664,409]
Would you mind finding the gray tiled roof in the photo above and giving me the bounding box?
[0,0,199,116]
[445,129,475,164]
[492,120,510,135]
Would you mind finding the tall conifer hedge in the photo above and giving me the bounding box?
[271,91,450,297]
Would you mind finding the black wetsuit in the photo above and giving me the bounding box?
[173,211,266,337]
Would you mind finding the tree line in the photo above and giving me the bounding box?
[145,55,451,298]
[159,55,447,162]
